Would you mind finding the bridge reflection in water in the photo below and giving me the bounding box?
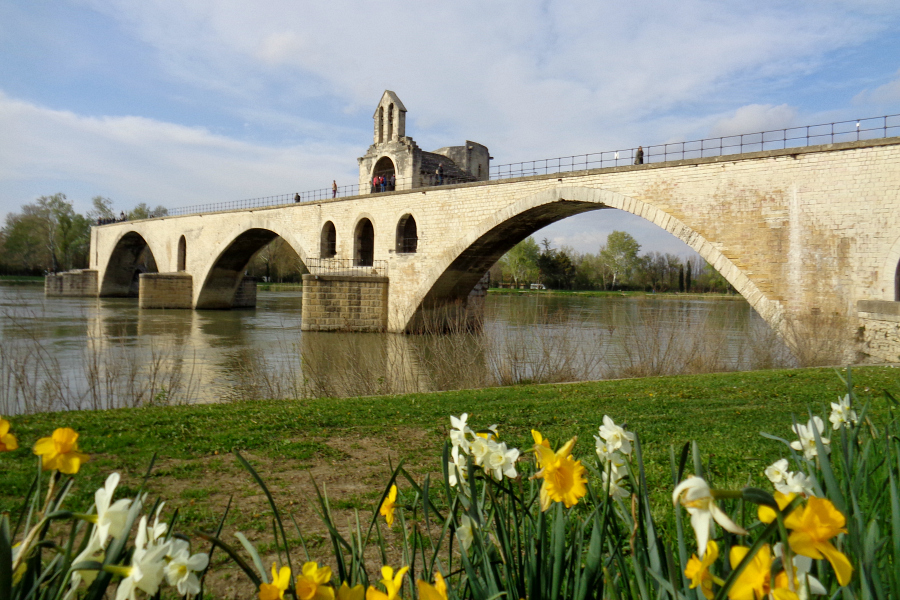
[1,285,799,415]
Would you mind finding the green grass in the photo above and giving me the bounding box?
[2,365,898,530]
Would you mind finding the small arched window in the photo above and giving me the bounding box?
[177,235,186,271]
[396,214,417,254]
[321,222,337,258]
[355,218,375,266]
[387,103,394,141]
[895,258,900,301]
[376,107,384,144]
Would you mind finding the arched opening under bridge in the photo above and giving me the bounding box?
[100,232,159,297]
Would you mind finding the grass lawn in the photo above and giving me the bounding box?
[2,365,898,596]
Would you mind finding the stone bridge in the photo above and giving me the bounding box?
[74,137,900,361]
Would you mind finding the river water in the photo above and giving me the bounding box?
[0,284,791,414]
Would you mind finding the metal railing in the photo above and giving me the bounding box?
[136,113,900,219]
[306,258,388,277]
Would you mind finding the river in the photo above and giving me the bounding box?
[0,284,791,414]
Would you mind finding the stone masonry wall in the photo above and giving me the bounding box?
[139,273,193,309]
[857,300,900,363]
[301,274,388,332]
[45,270,98,297]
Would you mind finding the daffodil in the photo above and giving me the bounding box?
[484,441,519,480]
[447,445,468,487]
[773,543,827,598]
[85,472,132,548]
[417,572,448,600]
[114,515,171,600]
[450,414,470,452]
[33,427,89,474]
[259,564,292,600]
[533,437,587,511]
[597,415,634,455]
[469,436,491,465]
[295,561,334,600]
[672,476,748,557]
[601,471,630,500]
[790,417,830,460]
[164,539,209,597]
[380,484,398,527]
[784,496,853,586]
[764,459,790,486]
[685,541,721,600]
[337,582,365,600]
[532,429,551,467]
[366,565,408,600]
[776,471,815,496]
[0,417,18,451]
[456,514,475,551]
[728,544,773,600]
[828,395,857,430]
[758,491,797,524]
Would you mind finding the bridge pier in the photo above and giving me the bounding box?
[857,301,900,363]
[44,269,98,297]
[138,273,193,309]
[301,274,389,332]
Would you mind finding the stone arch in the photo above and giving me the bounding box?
[396,214,418,254]
[177,235,186,271]
[354,218,375,267]
[372,156,396,191]
[99,231,160,297]
[195,219,308,309]
[399,185,779,331]
[883,234,900,302]
[320,221,337,258]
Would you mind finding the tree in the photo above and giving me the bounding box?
[88,196,115,222]
[498,237,541,287]
[1,194,92,272]
[599,231,641,289]
[128,203,168,220]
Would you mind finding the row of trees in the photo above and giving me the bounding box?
[494,232,734,293]
[0,195,167,275]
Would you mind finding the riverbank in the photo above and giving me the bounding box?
[488,287,741,299]
[3,365,897,522]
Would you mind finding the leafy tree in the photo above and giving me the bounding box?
[1,194,91,272]
[537,244,576,290]
[599,231,641,289]
[88,196,115,222]
[498,237,541,287]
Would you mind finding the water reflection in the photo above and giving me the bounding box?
[1,284,791,415]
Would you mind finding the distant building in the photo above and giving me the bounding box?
[357,90,490,193]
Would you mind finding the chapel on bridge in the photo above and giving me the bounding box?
[357,91,491,193]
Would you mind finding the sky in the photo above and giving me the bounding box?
[2,1,900,259]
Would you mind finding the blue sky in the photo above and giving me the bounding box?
[2,0,899,258]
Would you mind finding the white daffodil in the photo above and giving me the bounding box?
[790,417,831,460]
[829,395,858,430]
[672,476,747,557]
[448,445,468,487]
[164,539,209,597]
[147,502,168,543]
[775,471,816,497]
[484,442,519,481]
[594,436,612,462]
[597,415,635,455]
[469,436,491,466]
[601,471,630,500]
[773,543,827,597]
[764,458,790,486]
[450,414,471,452]
[456,514,475,551]
[115,516,171,600]
[93,473,133,548]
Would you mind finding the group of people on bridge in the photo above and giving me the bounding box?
[372,173,396,193]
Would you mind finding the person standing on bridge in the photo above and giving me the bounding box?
[372,175,378,193]
[634,146,644,165]
[294,193,301,203]
[332,180,337,198]
[437,163,444,185]
[389,173,396,191]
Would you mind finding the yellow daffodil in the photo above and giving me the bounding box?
[673,476,748,557]
[0,417,18,451]
[259,563,291,600]
[533,436,587,511]
[380,484,398,527]
[757,491,797,524]
[684,541,721,600]
[783,496,853,586]
[417,572,448,600]
[296,561,334,600]
[728,545,773,600]
[33,427,89,474]
[336,582,365,600]
[531,430,551,467]
[366,565,408,600]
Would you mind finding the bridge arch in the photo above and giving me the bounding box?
[99,230,161,297]
[883,234,900,302]
[195,218,308,309]
[400,185,780,331]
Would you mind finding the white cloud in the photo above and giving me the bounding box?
[853,70,900,106]
[0,92,360,219]
[708,104,798,138]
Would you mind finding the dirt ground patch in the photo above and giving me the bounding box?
[137,428,443,599]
